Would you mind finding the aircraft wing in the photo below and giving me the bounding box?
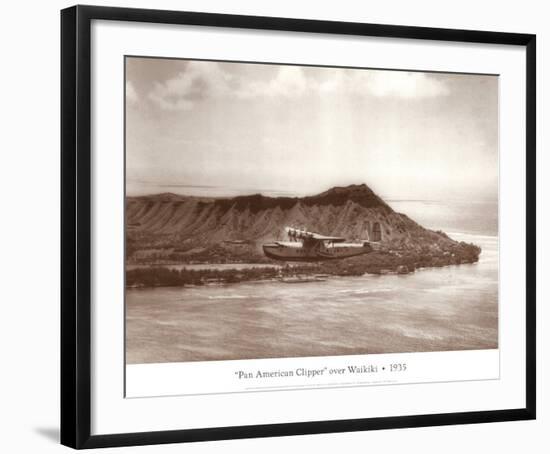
[285,227,345,243]
[309,233,346,242]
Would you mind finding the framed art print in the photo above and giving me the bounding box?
[61,5,536,449]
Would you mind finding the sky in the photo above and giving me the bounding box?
[125,57,498,201]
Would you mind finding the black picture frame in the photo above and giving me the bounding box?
[61,4,536,449]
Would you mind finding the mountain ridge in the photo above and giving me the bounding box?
[126,183,480,269]
[129,183,390,211]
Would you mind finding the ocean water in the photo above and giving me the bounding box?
[387,199,498,236]
[126,200,499,364]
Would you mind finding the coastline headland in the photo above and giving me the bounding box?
[125,184,481,288]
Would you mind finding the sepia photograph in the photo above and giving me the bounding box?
[124,56,498,365]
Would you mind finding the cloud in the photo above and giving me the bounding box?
[146,62,450,111]
[239,67,450,100]
[126,81,139,105]
[148,61,233,111]
[362,71,450,98]
[242,66,308,98]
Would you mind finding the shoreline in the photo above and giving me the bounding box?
[126,259,482,291]
[126,250,482,289]
[126,230,490,289]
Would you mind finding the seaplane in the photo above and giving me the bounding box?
[263,227,374,262]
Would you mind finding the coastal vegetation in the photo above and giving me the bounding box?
[126,264,317,288]
[126,240,481,288]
